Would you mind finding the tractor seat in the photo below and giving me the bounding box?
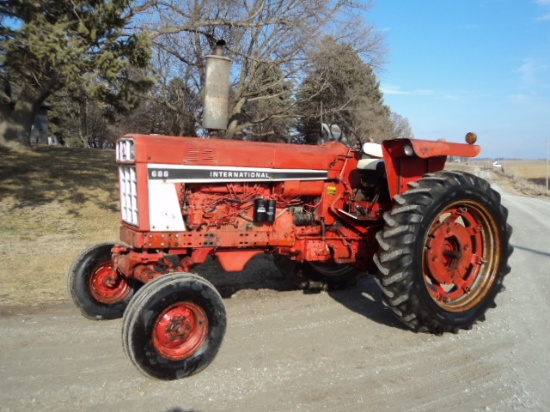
[357,142,384,170]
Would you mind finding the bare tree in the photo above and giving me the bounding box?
[391,112,414,140]
[136,44,201,136]
[129,0,385,139]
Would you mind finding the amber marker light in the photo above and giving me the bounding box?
[465,132,477,144]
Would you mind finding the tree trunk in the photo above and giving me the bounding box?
[0,87,48,147]
[79,98,88,146]
[0,105,32,147]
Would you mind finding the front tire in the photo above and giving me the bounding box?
[122,273,227,380]
[68,242,137,320]
[374,171,512,334]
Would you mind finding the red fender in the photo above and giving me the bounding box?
[382,139,481,198]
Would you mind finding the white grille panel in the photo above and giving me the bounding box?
[116,138,135,162]
[119,166,139,226]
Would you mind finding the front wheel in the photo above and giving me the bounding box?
[122,273,227,380]
[374,171,513,334]
[68,242,138,320]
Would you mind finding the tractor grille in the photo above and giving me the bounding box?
[119,165,139,226]
[116,138,136,162]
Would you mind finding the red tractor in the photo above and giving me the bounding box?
[68,132,512,380]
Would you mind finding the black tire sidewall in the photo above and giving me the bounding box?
[68,243,132,320]
[127,276,227,380]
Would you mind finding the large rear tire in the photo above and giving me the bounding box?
[122,273,227,380]
[68,242,137,320]
[374,171,513,334]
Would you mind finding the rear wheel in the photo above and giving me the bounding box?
[122,273,226,380]
[68,242,137,320]
[303,262,360,289]
[374,171,512,333]
[273,255,359,290]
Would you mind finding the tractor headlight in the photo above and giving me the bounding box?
[117,138,136,162]
[403,145,414,156]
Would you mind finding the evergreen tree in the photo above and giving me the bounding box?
[0,0,152,147]
[296,37,393,145]
[235,62,295,142]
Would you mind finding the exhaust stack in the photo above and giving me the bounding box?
[203,40,232,134]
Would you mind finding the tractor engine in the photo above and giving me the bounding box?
[183,182,314,230]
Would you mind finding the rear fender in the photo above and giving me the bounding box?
[382,139,480,198]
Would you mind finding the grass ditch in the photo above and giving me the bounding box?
[0,146,120,311]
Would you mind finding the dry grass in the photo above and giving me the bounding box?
[0,146,120,309]
[473,160,549,197]
[446,159,549,198]
[479,160,547,186]
[503,160,547,180]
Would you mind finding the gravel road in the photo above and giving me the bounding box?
[1,180,549,412]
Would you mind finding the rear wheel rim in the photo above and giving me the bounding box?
[152,302,209,360]
[89,262,131,304]
[423,201,500,312]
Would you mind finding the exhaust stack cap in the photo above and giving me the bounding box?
[213,40,226,56]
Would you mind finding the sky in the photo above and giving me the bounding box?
[368,0,550,159]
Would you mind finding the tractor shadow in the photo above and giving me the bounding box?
[511,244,550,258]
[192,254,296,296]
[327,276,408,331]
[193,254,405,332]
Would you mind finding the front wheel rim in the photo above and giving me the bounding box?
[152,302,209,360]
[423,201,501,312]
[89,262,131,304]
